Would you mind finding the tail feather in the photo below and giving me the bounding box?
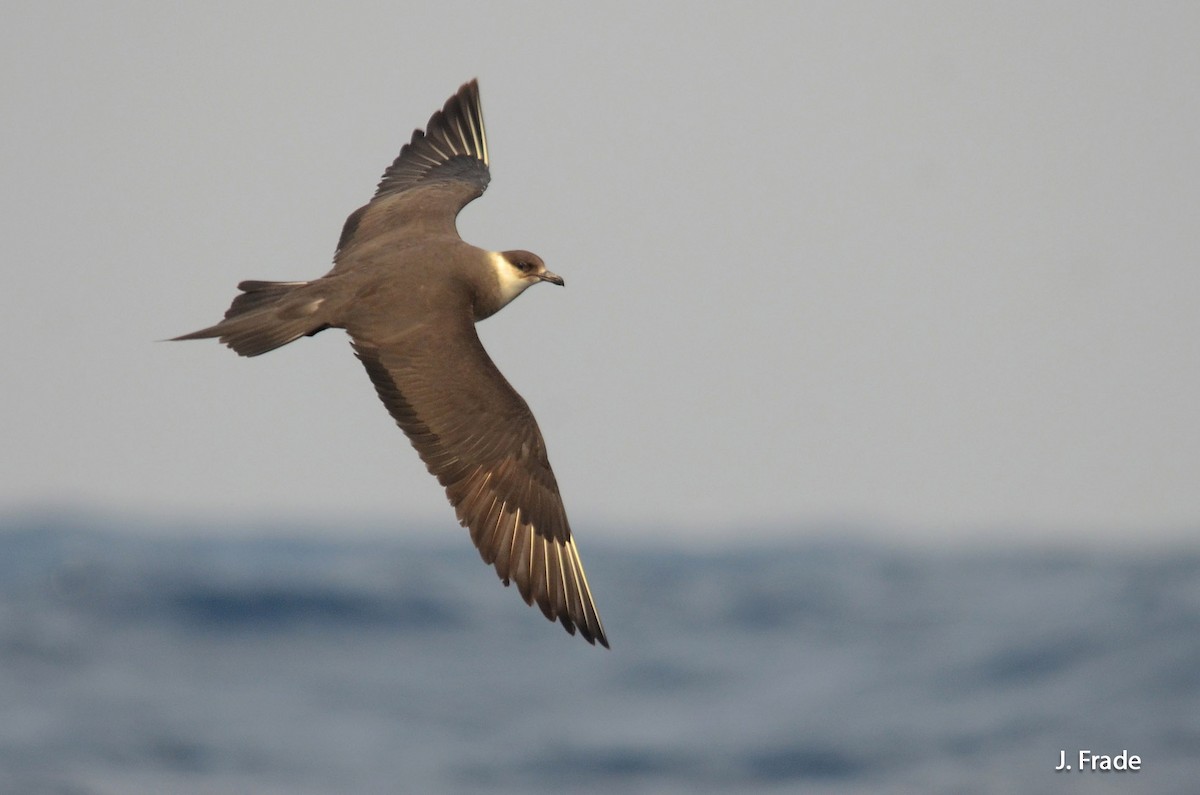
[226,280,309,318]
[173,280,330,357]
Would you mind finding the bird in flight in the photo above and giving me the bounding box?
[175,80,607,647]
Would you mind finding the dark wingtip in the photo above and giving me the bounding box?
[587,621,611,649]
[586,625,611,649]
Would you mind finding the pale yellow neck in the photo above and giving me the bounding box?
[487,250,534,308]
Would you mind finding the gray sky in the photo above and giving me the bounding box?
[3,3,1198,545]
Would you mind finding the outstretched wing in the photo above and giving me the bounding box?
[334,80,492,260]
[350,318,608,647]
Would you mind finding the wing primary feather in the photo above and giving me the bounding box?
[530,535,544,614]
[486,499,511,574]
[562,541,587,632]
[439,128,461,157]
[496,506,522,584]
[569,538,608,646]
[425,139,451,161]
[512,514,533,602]
[549,540,567,619]
[451,118,469,155]
[476,99,489,164]
[532,535,552,619]
[463,105,483,162]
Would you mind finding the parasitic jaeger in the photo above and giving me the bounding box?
[174,80,607,647]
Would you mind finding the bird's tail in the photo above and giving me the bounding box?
[172,280,332,357]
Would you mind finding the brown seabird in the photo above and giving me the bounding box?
[174,80,608,647]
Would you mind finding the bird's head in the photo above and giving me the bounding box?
[486,249,564,311]
[501,250,563,286]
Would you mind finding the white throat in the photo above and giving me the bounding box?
[486,250,534,308]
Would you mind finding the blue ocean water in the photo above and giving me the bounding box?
[1,519,1197,794]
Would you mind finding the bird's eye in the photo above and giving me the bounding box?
[516,261,533,272]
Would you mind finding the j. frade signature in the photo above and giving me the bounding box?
[1055,749,1141,772]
